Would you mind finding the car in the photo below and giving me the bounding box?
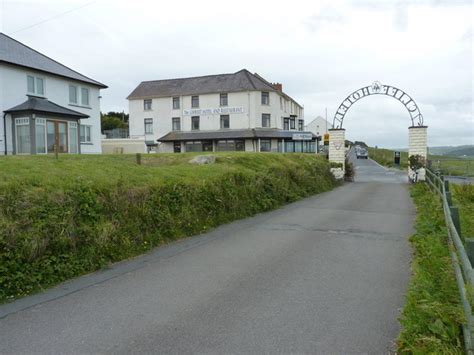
[356,147,368,159]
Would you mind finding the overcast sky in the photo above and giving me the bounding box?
[1,0,472,148]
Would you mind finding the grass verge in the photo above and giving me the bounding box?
[397,183,464,353]
[0,153,338,303]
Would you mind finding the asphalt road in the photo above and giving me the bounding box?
[0,155,414,354]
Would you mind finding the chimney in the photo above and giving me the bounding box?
[272,83,283,92]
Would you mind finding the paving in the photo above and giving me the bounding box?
[0,154,414,354]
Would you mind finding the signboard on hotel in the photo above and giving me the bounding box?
[292,133,313,141]
[183,107,245,116]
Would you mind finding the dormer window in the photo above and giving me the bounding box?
[27,75,44,96]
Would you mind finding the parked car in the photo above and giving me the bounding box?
[356,147,368,159]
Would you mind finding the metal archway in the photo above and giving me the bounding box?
[333,81,423,129]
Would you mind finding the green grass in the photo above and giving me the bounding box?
[368,147,409,169]
[0,153,339,303]
[452,184,474,241]
[367,147,474,177]
[398,183,464,353]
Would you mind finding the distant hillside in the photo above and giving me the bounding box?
[444,147,474,157]
[428,145,474,156]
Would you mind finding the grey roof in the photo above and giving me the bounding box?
[158,128,317,142]
[0,33,107,88]
[127,69,302,107]
[4,95,89,119]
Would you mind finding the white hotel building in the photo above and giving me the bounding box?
[127,69,318,153]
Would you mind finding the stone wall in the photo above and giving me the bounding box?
[328,128,346,179]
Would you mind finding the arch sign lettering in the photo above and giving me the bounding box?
[333,81,423,129]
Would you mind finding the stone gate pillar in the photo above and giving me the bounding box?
[328,128,345,179]
[408,126,428,181]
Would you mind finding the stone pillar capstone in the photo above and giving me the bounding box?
[328,128,345,179]
[408,126,428,181]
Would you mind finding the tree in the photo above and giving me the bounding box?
[100,112,129,132]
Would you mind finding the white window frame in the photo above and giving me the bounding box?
[81,87,90,107]
[15,118,30,154]
[144,99,152,111]
[27,75,45,96]
[69,122,79,153]
[35,118,47,154]
[144,118,153,134]
[69,85,78,104]
[80,124,92,144]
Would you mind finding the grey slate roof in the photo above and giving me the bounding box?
[127,69,302,107]
[4,95,89,119]
[0,33,107,88]
[157,128,316,142]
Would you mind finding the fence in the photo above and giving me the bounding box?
[425,168,474,353]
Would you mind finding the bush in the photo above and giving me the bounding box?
[0,153,339,302]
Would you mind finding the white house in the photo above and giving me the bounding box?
[127,69,317,153]
[0,33,107,155]
[305,116,333,137]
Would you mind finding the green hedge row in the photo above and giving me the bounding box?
[0,155,338,302]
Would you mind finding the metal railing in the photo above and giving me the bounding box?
[425,168,474,353]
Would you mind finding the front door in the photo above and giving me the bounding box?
[47,121,68,153]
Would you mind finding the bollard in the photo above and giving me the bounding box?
[136,153,142,165]
[450,206,462,238]
[466,239,474,267]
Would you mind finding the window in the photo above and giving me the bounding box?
[27,75,44,96]
[80,125,92,143]
[216,139,245,152]
[15,118,30,154]
[173,97,180,109]
[220,115,230,129]
[260,139,271,152]
[261,92,269,105]
[35,118,46,154]
[27,76,35,93]
[191,116,200,130]
[191,96,199,108]
[69,122,78,154]
[144,99,152,111]
[172,117,181,131]
[36,78,44,95]
[290,117,296,129]
[220,93,228,106]
[81,88,90,106]
[298,120,304,131]
[262,113,271,128]
[144,118,153,134]
[283,117,290,130]
[69,85,78,104]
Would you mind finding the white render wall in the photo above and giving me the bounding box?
[0,63,103,154]
[128,90,304,145]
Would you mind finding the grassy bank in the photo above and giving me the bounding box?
[452,184,474,241]
[0,153,338,303]
[398,183,464,353]
[367,147,408,169]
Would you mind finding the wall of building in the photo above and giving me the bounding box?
[128,89,305,145]
[0,63,103,154]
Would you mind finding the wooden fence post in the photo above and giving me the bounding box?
[450,206,462,238]
[466,238,474,267]
[136,153,142,165]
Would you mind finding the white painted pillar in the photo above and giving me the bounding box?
[408,126,428,181]
[328,128,345,179]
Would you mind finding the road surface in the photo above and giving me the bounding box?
[0,155,414,354]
